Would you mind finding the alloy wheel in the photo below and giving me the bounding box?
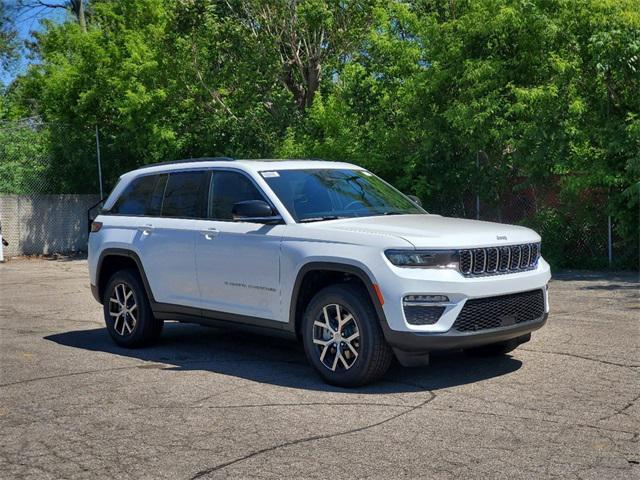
[108,283,137,336]
[312,303,360,371]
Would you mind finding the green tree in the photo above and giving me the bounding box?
[0,2,19,73]
[2,0,638,268]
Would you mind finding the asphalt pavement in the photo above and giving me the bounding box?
[0,258,638,479]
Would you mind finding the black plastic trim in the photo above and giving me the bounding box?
[90,283,99,302]
[153,301,295,338]
[288,262,386,334]
[385,313,548,353]
[96,248,157,305]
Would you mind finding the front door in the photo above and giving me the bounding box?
[195,170,282,321]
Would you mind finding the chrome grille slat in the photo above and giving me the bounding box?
[459,242,540,277]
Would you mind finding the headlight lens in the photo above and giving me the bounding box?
[385,250,459,269]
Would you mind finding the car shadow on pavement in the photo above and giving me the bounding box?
[45,322,522,394]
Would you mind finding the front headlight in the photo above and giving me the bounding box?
[385,249,459,269]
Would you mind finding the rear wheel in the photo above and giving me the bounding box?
[102,269,163,347]
[302,284,393,387]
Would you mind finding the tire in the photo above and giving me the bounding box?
[465,333,531,357]
[102,268,163,348]
[302,283,393,387]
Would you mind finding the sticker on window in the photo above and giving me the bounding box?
[261,171,280,178]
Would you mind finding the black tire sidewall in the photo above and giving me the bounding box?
[302,284,387,386]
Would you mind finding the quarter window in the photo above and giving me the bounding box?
[208,171,269,220]
[161,171,208,218]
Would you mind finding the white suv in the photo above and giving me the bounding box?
[88,158,550,386]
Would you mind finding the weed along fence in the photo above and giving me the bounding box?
[0,194,100,258]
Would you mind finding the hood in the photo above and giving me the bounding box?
[311,214,540,249]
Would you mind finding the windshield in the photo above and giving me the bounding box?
[260,168,425,222]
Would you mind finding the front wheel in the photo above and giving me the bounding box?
[302,284,393,387]
[102,269,163,348]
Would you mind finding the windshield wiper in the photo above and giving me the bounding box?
[299,216,341,223]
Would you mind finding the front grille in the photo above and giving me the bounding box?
[404,305,445,325]
[459,243,540,277]
[453,289,545,332]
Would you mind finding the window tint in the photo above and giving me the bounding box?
[161,171,208,218]
[111,175,158,215]
[261,169,423,222]
[209,171,268,220]
[148,174,168,216]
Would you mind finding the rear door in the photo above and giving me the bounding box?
[195,169,283,321]
[133,170,209,308]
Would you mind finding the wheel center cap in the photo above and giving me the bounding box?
[333,332,341,341]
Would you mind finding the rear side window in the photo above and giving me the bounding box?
[161,171,208,218]
[111,175,159,215]
[208,171,268,220]
[147,174,168,216]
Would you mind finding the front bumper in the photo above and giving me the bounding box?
[383,313,547,353]
[378,258,551,333]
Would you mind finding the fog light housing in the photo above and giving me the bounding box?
[403,295,449,305]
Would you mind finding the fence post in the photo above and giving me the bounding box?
[95,125,104,198]
[608,214,613,268]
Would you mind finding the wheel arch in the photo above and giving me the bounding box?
[289,261,387,338]
[96,248,155,305]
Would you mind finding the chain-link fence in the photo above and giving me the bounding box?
[0,118,100,258]
[0,117,635,268]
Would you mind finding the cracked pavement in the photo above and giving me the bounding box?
[0,259,638,479]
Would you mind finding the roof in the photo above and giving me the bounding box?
[125,158,362,178]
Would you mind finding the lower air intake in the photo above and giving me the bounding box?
[453,289,545,332]
[404,306,445,325]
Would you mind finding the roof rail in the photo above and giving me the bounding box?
[137,156,235,169]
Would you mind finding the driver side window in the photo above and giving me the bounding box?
[208,171,268,220]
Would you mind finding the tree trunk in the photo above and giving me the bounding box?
[304,59,321,110]
[71,0,86,32]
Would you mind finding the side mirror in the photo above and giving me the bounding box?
[407,195,422,207]
[232,200,282,224]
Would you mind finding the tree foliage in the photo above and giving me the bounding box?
[1,0,638,268]
[0,2,19,72]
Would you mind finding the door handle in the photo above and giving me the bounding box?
[201,228,219,240]
[138,224,154,235]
